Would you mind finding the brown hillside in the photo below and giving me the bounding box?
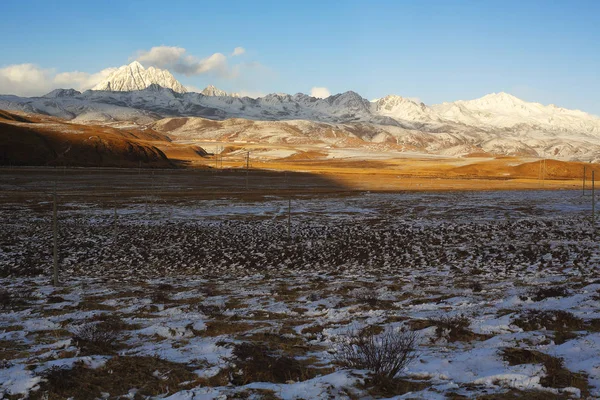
[0,111,173,168]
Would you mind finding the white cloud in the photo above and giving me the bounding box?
[54,68,117,90]
[135,46,186,68]
[0,45,261,97]
[184,85,204,93]
[310,87,331,98]
[134,46,231,77]
[0,63,116,96]
[232,47,246,56]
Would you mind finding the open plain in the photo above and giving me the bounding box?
[1,168,599,399]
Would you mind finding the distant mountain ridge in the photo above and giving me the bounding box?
[2,64,600,161]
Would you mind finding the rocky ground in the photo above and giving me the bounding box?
[1,188,600,399]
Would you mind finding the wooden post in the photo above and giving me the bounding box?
[584,166,586,196]
[52,182,58,286]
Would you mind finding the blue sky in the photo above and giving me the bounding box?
[1,0,599,114]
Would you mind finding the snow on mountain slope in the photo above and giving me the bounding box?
[92,61,187,93]
[373,95,434,122]
[152,115,600,161]
[201,85,240,98]
[432,92,600,134]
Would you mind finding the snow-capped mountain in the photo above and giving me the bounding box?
[201,85,240,98]
[92,61,187,93]
[2,75,600,160]
[432,92,600,134]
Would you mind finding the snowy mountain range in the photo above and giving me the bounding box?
[2,62,600,160]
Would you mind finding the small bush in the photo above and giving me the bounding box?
[72,322,119,355]
[353,287,380,306]
[335,327,418,380]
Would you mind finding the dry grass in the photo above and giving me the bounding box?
[360,376,429,398]
[202,321,256,337]
[430,314,489,343]
[513,310,584,332]
[0,289,29,310]
[501,348,590,397]
[32,356,198,399]
[228,342,333,385]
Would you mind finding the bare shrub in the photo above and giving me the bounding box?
[72,322,119,355]
[353,287,380,306]
[335,327,418,380]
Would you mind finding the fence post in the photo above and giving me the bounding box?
[288,198,291,241]
[245,152,250,191]
[583,166,586,196]
[593,170,595,233]
[52,182,59,286]
[113,194,118,243]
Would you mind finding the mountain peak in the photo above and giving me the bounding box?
[468,92,526,107]
[128,60,143,69]
[42,88,81,98]
[201,85,240,97]
[92,62,186,93]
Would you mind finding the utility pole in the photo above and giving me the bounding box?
[52,182,58,286]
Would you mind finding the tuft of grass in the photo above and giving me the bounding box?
[513,310,583,332]
[430,314,488,342]
[202,321,255,337]
[228,342,332,385]
[521,286,570,302]
[360,376,429,398]
[501,348,590,397]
